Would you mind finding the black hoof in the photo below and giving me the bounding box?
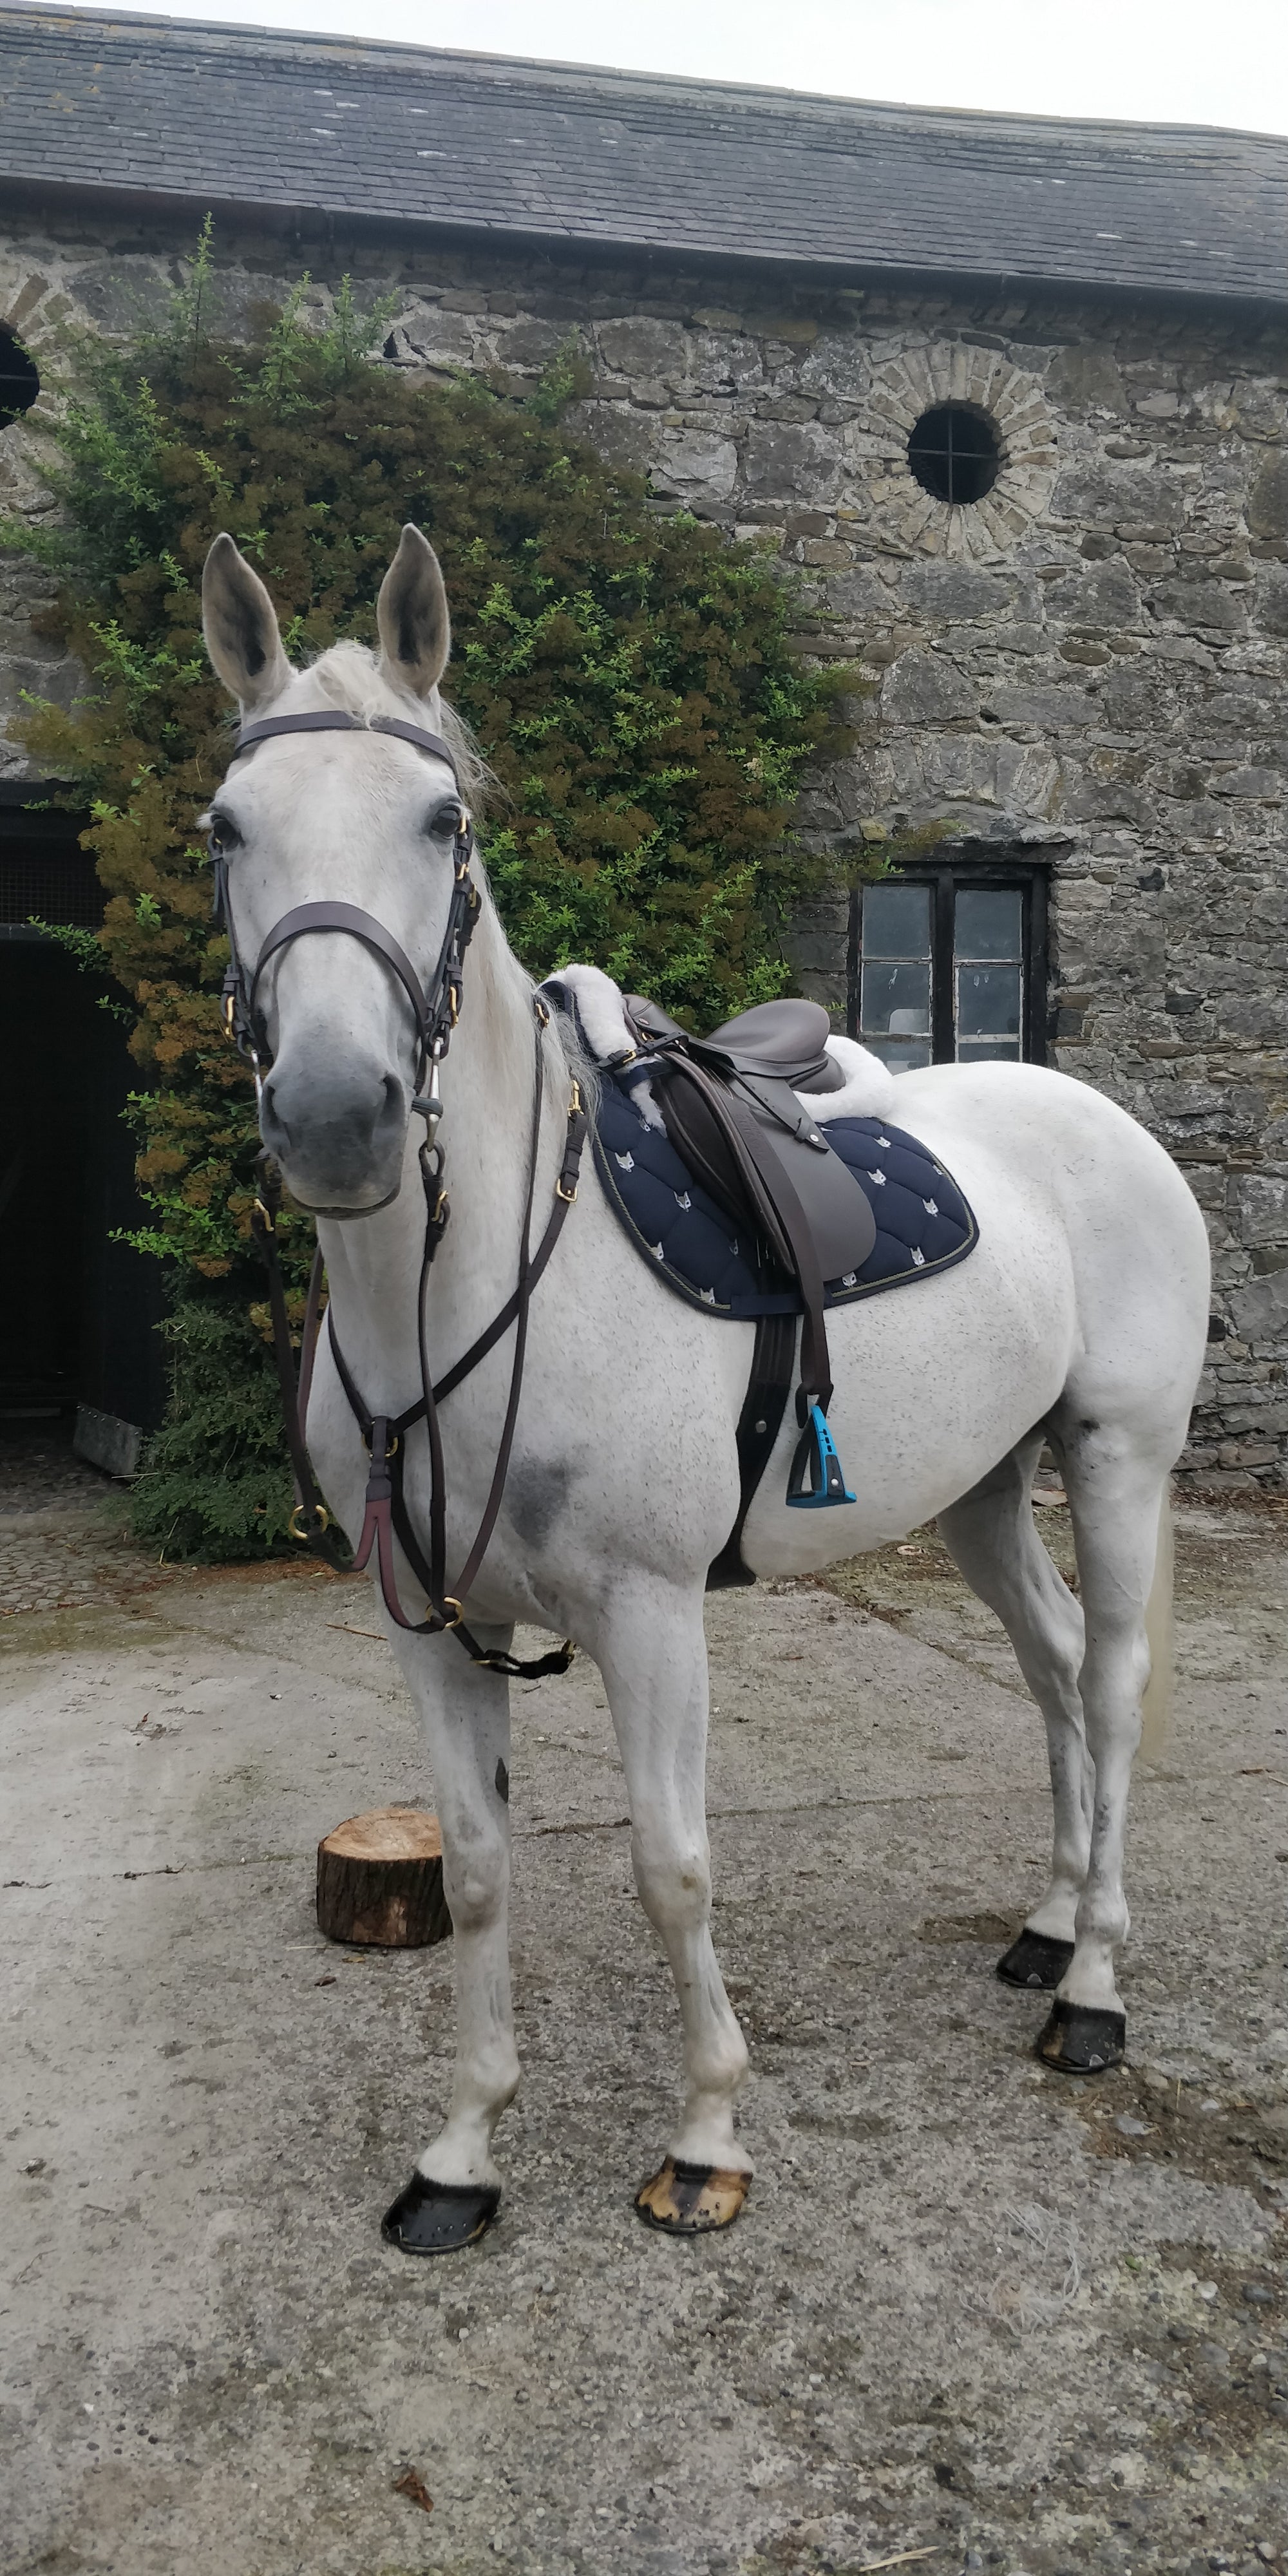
[1034,1997,1126,2076]
[381,2170,500,2255]
[996,1928,1075,1991]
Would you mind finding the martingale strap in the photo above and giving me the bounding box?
[251,1010,587,1678]
[328,1015,587,1676]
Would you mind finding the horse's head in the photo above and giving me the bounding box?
[202,525,475,1216]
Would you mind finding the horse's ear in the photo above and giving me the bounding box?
[202,535,292,710]
[376,524,450,699]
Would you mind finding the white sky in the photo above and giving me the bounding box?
[61,0,1288,134]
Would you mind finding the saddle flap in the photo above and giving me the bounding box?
[654,1056,877,1289]
[652,1059,794,1275]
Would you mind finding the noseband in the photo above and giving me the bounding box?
[215,705,586,1681]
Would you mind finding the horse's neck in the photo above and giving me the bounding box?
[318,898,550,1402]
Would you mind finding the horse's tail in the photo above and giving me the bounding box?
[1141,1481,1174,1761]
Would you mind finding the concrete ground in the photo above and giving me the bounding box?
[2,1438,1287,2576]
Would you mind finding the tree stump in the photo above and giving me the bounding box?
[316,1805,452,1948]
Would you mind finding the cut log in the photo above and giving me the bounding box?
[316,1804,452,1949]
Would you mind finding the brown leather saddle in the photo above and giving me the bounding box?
[622,994,875,1569]
[626,995,876,1285]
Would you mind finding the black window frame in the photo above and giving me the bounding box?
[846,857,1048,1068]
[906,402,1003,507]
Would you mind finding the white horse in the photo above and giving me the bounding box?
[200,524,1210,2252]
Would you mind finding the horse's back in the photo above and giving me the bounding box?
[884,1058,1210,1363]
[740,1058,1208,1571]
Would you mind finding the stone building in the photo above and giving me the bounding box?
[1,3,1285,1480]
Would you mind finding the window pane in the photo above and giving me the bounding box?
[957,963,1021,1039]
[958,1039,1021,1063]
[955,887,1022,960]
[864,1036,933,1073]
[861,959,931,1037]
[862,883,931,958]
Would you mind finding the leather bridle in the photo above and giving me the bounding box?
[215,706,585,1681]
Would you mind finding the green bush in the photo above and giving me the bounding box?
[6,245,857,1557]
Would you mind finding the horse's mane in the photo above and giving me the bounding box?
[306,641,493,811]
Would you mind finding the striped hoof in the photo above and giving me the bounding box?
[634,2157,750,2234]
[381,2171,500,2255]
[1035,1998,1126,2075]
[996,1929,1075,1991]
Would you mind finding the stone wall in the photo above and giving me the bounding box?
[2,205,1285,1482]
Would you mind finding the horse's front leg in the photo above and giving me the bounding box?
[379,1627,518,2255]
[593,1582,752,2235]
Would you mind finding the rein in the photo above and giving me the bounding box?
[220,706,587,1681]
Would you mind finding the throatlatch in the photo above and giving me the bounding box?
[218,705,587,1682]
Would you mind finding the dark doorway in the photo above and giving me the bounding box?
[0,789,164,1439]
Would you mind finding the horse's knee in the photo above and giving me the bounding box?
[441,1830,509,1934]
[632,1833,710,1935]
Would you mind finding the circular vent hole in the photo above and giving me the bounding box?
[0,330,40,430]
[907,403,1001,506]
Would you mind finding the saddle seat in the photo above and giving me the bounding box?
[629,993,847,1093]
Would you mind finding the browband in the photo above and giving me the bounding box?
[232,709,462,777]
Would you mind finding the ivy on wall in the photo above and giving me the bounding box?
[5,244,860,1557]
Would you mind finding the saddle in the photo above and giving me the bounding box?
[625,997,876,1285]
[621,994,876,1549]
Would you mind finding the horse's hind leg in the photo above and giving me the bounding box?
[1025,1401,1180,2081]
[938,1430,1092,1992]
[1032,1410,1173,2075]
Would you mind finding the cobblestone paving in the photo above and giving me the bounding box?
[0,1421,160,1617]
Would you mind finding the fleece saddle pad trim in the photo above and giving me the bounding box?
[592,1072,978,1319]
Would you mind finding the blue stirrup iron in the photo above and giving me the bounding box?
[786,1404,857,1509]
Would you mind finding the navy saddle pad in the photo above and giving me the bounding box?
[592,1069,978,1319]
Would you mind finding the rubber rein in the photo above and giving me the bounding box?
[214,707,587,1681]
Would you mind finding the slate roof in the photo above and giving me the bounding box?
[1,3,1286,307]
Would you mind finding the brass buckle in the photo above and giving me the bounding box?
[253,1195,274,1233]
[556,1176,578,1205]
[222,993,236,1040]
[288,1501,330,1541]
[440,1595,464,1630]
[362,1427,399,1459]
[568,1078,582,1114]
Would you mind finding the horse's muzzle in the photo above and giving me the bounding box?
[259,1057,408,1215]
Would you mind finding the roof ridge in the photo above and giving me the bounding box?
[8,1,1288,153]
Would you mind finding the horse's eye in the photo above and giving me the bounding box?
[208,813,242,855]
[425,799,464,842]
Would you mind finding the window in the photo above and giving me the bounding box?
[907,402,1001,506]
[0,328,39,430]
[849,864,1046,1070]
